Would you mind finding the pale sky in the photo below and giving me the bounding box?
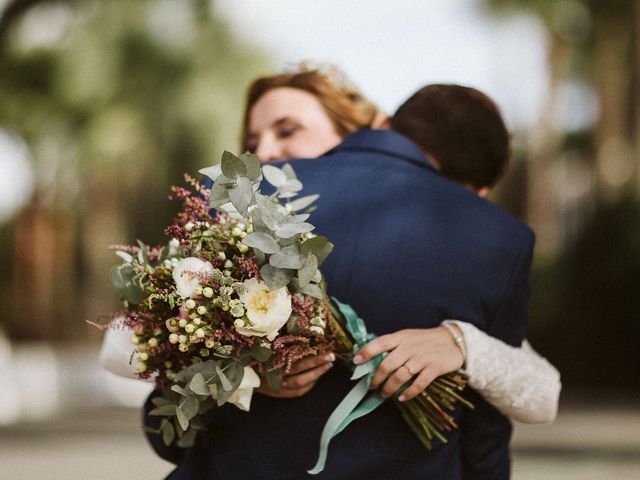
[214,0,549,130]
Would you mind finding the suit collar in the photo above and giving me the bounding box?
[326,129,437,173]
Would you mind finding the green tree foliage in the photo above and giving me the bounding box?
[0,0,271,339]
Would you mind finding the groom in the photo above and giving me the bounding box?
[147,85,534,479]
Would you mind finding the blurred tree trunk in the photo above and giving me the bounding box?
[592,12,634,201]
[526,32,571,255]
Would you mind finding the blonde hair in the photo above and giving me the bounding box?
[241,66,379,152]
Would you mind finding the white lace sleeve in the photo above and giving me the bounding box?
[443,320,561,424]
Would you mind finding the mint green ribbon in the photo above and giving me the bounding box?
[307,299,386,475]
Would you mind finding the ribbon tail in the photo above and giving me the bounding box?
[334,391,385,436]
[307,376,370,475]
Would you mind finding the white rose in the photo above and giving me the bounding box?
[209,366,261,412]
[172,257,214,299]
[236,278,292,341]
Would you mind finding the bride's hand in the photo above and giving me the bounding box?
[352,327,464,402]
[257,353,335,398]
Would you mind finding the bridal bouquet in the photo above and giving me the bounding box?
[106,152,335,447]
[102,151,471,460]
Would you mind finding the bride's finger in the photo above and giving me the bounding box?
[397,366,439,402]
[379,364,415,398]
[370,349,408,390]
[282,362,334,389]
[353,332,402,365]
[287,353,335,375]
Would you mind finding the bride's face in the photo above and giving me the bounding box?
[246,87,343,163]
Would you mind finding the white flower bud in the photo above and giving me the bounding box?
[130,335,140,345]
[136,362,147,373]
[138,352,149,361]
[185,299,196,310]
[193,317,202,325]
[196,328,205,338]
[163,259,172,268]
[153,327,162,336]
[238,243,249,253]
[216,252,226,261]
[178,343,189,352]
[231,227,242,237]
[205,339,215,348]
[169,333,179,344]
[199,348,210,357]
[309,326,325,336]
[147,338,158,348]
[185,324,195,333]
[240,231,247,239]
[224,260,233,269]
[178,318,188,328]
[185,222,195,231]
[194,286,203,296]
[196,306,207,315]
[203,287,214,298]
[178,335,187,344]
[234,319,245,328]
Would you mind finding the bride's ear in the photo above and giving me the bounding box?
[371,111,391,129]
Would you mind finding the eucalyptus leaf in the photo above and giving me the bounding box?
[277,179,303,199]
[262,164,287,187]
[216,366,233,391]
[176,407,189,431]
[162,421,175,446]
[180,396,200,420]
[300,236,334,265]
[298,283,324,299]
[297,253,318,288]
[149,404,177,416]
[189,373,210,396]
[221,151,247,178]
[281,163,297,180]
[287,194,319,212]
[176,360,219,383]
[198,164,222,182]
[176,428,197,448]
[114,251,133,263]
[123,283,146,305]
[283,213,310,224]
[243,232,281,254]
[110,264,132,289]
[275,222,314,239]
[269,245,305,269]
[151,396,172,407]
[260,264,295,290]
[171,385,189,397]
[238,153,261,181]
[208,181,230,208]
[254,192,284,230]
[228,177,253,216]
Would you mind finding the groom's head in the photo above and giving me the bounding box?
[390,84,510,196]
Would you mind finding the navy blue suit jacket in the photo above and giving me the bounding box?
[146,130,535,479]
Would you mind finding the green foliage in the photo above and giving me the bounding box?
[150,357,247,447]
[202,157,332,297]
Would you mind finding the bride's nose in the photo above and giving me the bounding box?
[255,135,285,163]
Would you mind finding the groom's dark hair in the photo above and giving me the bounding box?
[391,84,510,189]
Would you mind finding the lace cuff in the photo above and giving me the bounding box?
[443,320,561,424]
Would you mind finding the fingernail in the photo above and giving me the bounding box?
[324,362,333,370]
[326,353,335,362]
[352,354,362,364]
[398,395,406,402]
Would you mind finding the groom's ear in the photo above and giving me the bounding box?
[371,112,391,130]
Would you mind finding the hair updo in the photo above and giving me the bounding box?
[241,62,379,152]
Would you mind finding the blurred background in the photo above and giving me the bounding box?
[0,0,638,478]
